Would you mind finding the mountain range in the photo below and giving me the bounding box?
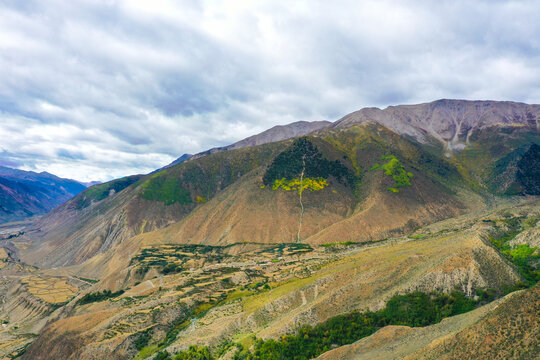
[0,167,86,224]
[0,99,538,360]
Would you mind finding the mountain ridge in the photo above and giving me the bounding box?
[1,99,539,360]
[0,166,86,223]
[162,120,331,169]
[14,99,540,271]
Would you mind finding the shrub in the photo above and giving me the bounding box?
[77,290,125,305]
[174,345,213,360]
[134,330,151,350]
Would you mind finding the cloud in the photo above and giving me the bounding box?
[0,0,539,181]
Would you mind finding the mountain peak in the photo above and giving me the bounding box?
[334,99,539,152]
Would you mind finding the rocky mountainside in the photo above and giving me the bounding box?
[0,99,538,360]
[332,99,539,152]
[0,166,86,223]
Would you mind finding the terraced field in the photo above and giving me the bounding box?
[21,276,78,304]
[1,198,538,360]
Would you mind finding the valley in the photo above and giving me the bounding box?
[1,196,538,359]
[0,100,538,359]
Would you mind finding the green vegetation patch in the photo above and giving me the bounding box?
[173,345,213,360]
[321,241,357,247]
[131,244,231,273]
[163,291,492,360]
[76,175,141,209]
[262,137,355,188]
[140,174,192,205]
[77,289,125,305]
[516,143,540,195]
[134,330,152,351]
[256,243,313,257]
[371,155,413,193]
[489,216,540,285]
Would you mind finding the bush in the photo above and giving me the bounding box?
[227,291,485,360]
[162,263,183,275]
[134,330,151,350]
[155,350,172,360]
[376,155,413,191]
[174,345,213,360]
[175,290,491,360]
[77,290,125,305]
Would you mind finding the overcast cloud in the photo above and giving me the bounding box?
[0,0,539,181]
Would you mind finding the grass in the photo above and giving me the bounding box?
[488,216,539,286]
[135,344,159,360]
[76,175,141,209]
[372,154,414,192]
[140,174,192,205]
[77,290,125,305]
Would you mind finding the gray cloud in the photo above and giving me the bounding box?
[0,0,539,181]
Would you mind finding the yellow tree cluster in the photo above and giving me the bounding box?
[271,177,328,195]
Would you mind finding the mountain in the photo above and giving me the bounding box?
[185,120,330,161]
[0,99,538,360]
[0,166,86,223]
[158,120,330,172]
[332,99,539,151]
[16,100,539,270]
[79,181,102,188]
[158,153,193,172]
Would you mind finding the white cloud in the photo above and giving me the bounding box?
[0,0,539,182]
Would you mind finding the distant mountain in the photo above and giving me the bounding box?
[0,166,86,223]
[162,120,331,169]
[79,180,102,187]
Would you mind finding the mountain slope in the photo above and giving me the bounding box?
[15,100,540,273]
[333,99,539,149]
[0,166,86,223]
[2,99,539,360]
[316,286,539,360]
[133,123,465,250]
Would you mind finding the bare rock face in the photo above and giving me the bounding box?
[332,99,540,154]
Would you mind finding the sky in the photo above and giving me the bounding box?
[0,0,539,182]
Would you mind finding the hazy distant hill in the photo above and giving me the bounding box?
[0,166,86,223]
